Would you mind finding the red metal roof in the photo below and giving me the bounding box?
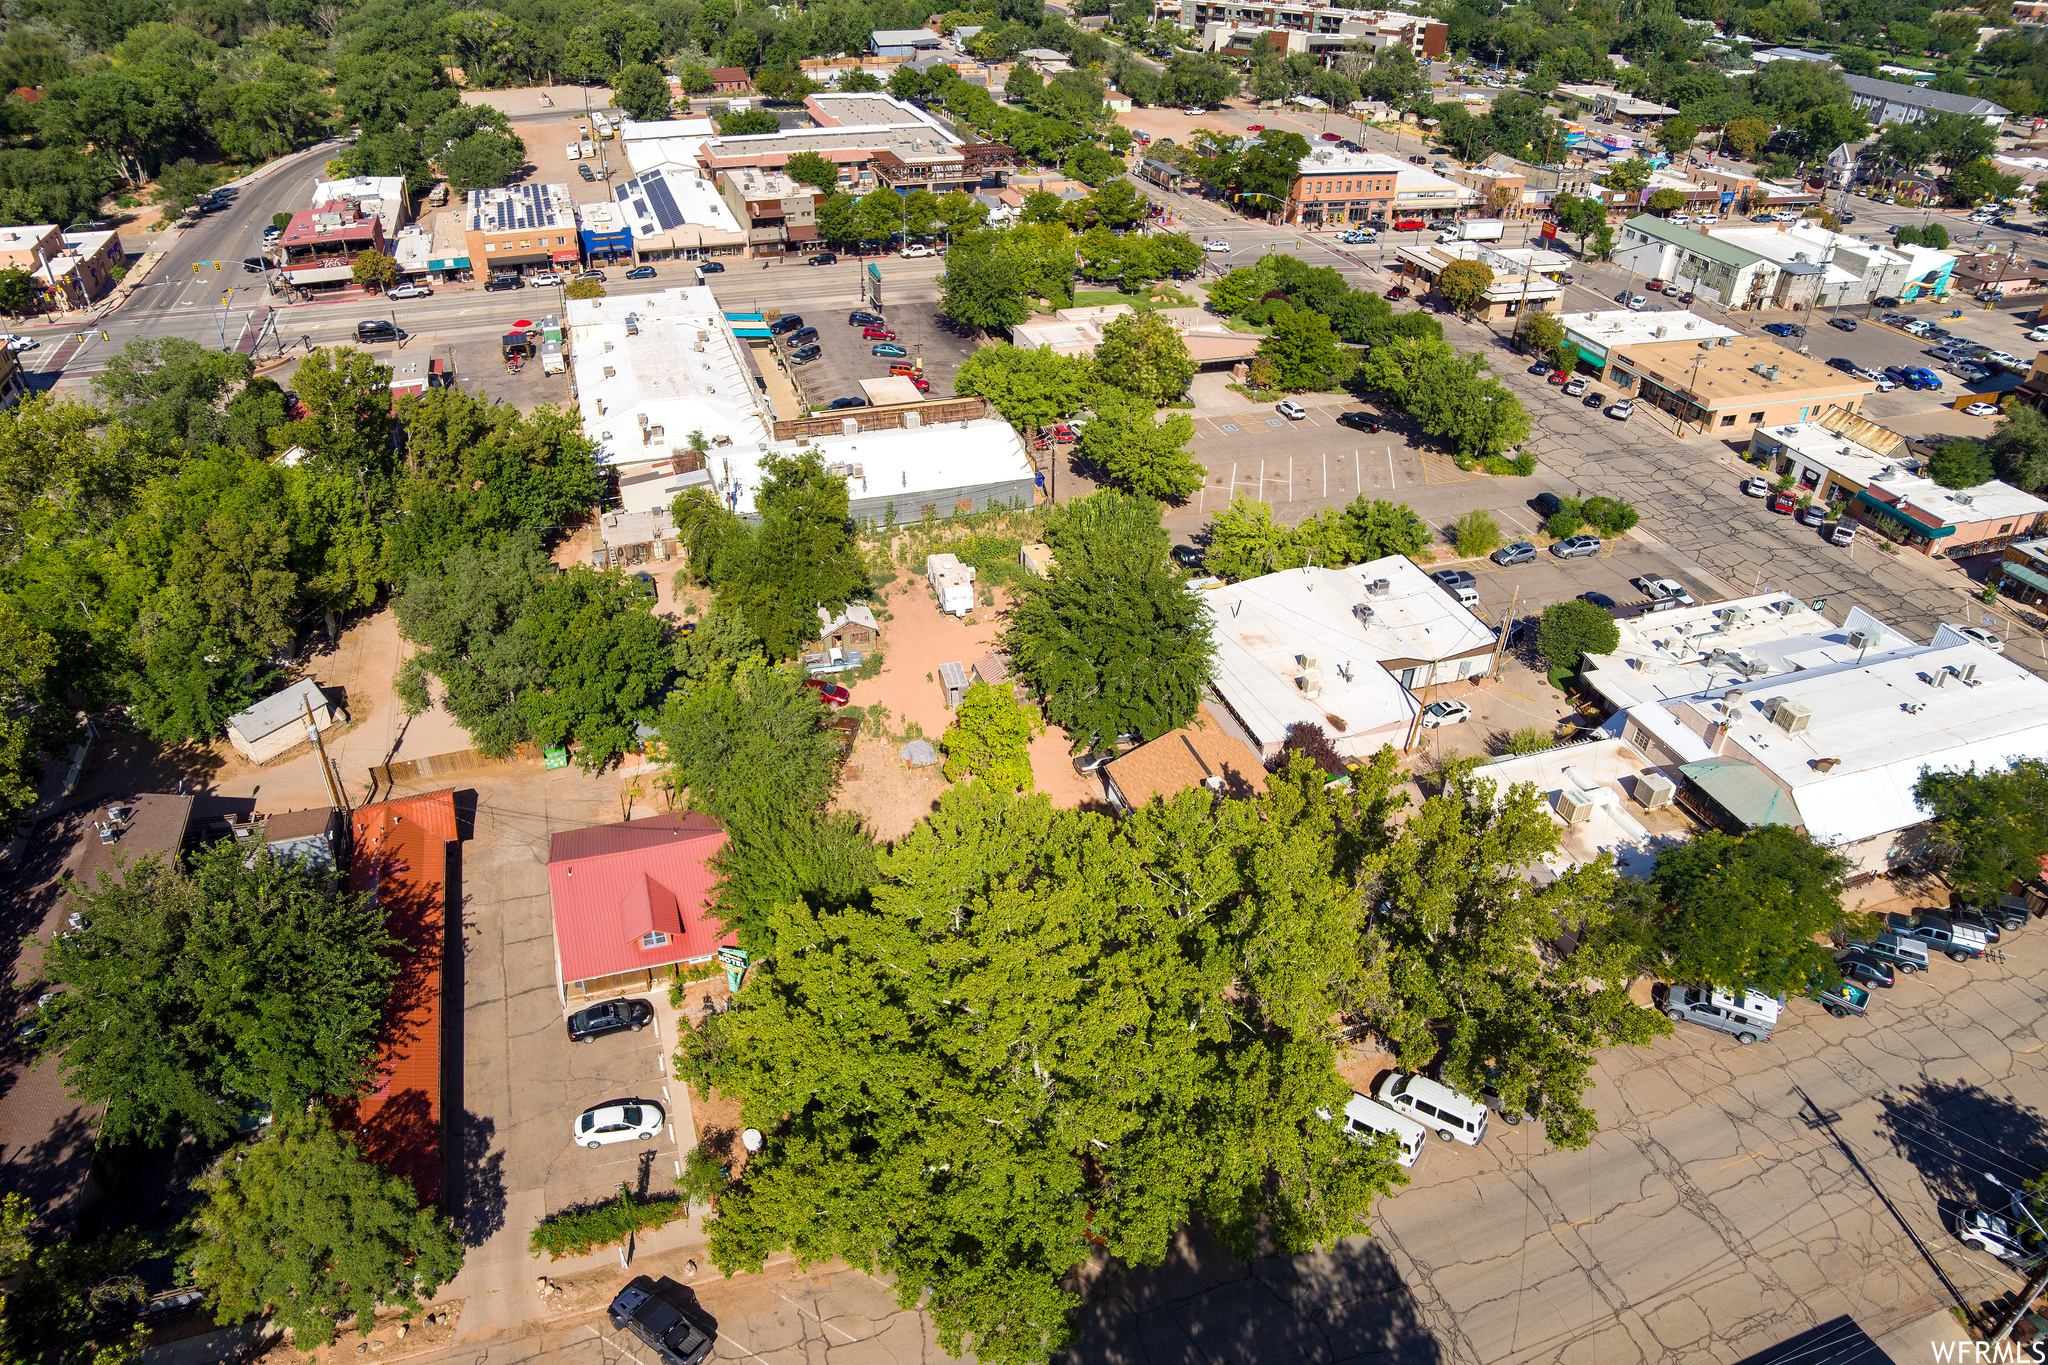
[548,814,733,985]
[337,792,455,1209]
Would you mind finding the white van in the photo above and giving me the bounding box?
[1336,1091,1426,1167]
[1375,1072,1488,1145]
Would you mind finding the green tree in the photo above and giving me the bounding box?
[1656,117,1700,157]
[1260,308,1352,390]
[1987,403,2048,492]
[1358,336,1530,458]
[955,344,1098,430]
[715,108,780,135]
[1366,757,1669,1149]
[718,450,871,657]
[1947,157,2025,207]
[1650,826,1872,998]
[1454,508,1501,557]
[0,265,33,316]
[1008,490,1214,744]
[0,599,67,843]
[1092,310,1196,404]
[672,605,766,690]
[783,150,840,194]
[1536,598,1620,671]
[564,279,605,300]
[941,680,1042,788]
[31,841,401,1146]
[187,1106,464,1349]
[840,69,883,93]
[615,63,672,121]
[91,337,257,451]
[1927,438,1988,489]
[1206,265,1263,317]
[0,1215,148,1365]
[349,250,401,290]
[1436,258,1495,314]
[1603,157,1655,195]
[394,532,552,756]
[939,230,1034,332]
[1913,759,2048,904]
[1724,116,1770,162]
[437,128,526,191]
[517,567,675,771]
[660,662,844,826]
[1076,387,1204,501]
[679,772,1405,1364]
[1646,188,1687,215]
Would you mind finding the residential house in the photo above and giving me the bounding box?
[818,603,880,650]
[336,792,457,1207]
[1844,72,2011,130]
[256,806,342,874]
[464,183,580,279]
[708,67,753,93]
[225,678,339,765]
[547,812,735,1000]
[1997,537,2048,608]
[1201,556,1499,760]
[1602,334,1876,434]
[1824,141,1873,190]
[1100,712,1269,811]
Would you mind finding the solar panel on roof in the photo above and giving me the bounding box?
[645,176,684,231]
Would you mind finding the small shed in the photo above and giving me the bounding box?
[256,806,340,874]
[970,651,1008,687]
[1020,542,1056,577]
[939,660,969,710]
[225,678,337,765]
[818,602,880,650]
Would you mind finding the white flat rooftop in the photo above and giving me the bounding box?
[1476,737,1694,879]
[1560,308,1739,348]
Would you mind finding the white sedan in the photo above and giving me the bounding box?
[1959,625,2005,652]
[6,337,37,352]
[1203,239,1230,252]
[1419,699,1473,728]
[1741,477,1770,497]
[573,1101,665,1148]
[1965,401,2001,417]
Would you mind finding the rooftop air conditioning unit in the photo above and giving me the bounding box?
[1739,657,1772,679]
[1299,667,1323,699]
[1654,326,1668,338]
[1636,771,1677,810]
[1353,603,1375,623]
[1367,577,1391,597]
[1555,788,1597,824]
[1930,669,1950,688]
[1765,365,1781,380]
[1771,698,1811,734]
[1722,606,1749,625]
[1847,628,1881,649]
[1960,662,1980,684]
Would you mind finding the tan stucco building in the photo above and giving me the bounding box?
[1602,336,1876,434]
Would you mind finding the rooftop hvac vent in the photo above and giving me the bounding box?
[1875,465,1896,479]
[1636,771,1677,810]
[1654,326,1668,338]
[1367,577,1391,597]
[1722,606,1749,625]
[1960,662,1979,684]
[1298,666,1323,699]
[1813,756,1841,772]
[1770,698,1811,734]
[1555,788,1597,824]
[1354,602,1375,622]
[1718,335,1733,347]
[1847,627,1881,649]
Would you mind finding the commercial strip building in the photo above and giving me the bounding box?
[1572,591,2048,879]
[1284,148,1473,227]
[1997,537,2048,610]
[567,286,1037,523]
[1200,557,1500,760]
[1556,308,1740,374]
[1612,214,1942,310]
[1750,414,2048,558]
[1600,334,1876,433]
[464,182,580,279]
[1472,738,1697,880]
[1390,240,1565,322]
[309,176,408,237]
[0,223,126,308]
[276,201,386,291]
[1011,303,1260,366]
[1167,2,1444,55]
[1843,72,2011,130]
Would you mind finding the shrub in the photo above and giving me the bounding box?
[1544,509,1585,538]
[1579,496,1638,535]
[528,1188,690,1260]
[1454,509,1502,557]
[1537,599,1621,670]
[1503,727,1555,755]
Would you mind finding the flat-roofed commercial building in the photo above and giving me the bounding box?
[1602,334,1875,434]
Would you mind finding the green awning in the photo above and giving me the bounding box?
[2002,559,2048,594]
[1854,490,1955,539]
[1679,758,1799,832]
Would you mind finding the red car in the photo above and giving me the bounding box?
[1393,218,1426,231]
[909,376,931,392]
[862,327,897,341]
[1384,285,1410,299]
[1767,491,1797,514]
[1646,277,1668,292]
[1321,132,1340,141]
[804,678,851,707]
[1246,123,1265,132]
[1547,369,1570,385]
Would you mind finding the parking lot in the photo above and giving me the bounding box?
[780,296,975,411]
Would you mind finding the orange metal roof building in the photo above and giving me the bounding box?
[338,792,457,1209]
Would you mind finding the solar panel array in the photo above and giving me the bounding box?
[617,173,685,231]
[471,184,564,233]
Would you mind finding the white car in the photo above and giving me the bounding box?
[6,337,37,352]
[387,283,432,299]
[1956,1206,2039,1267]
[1966,401,2001,416]
[529,270,562,286]
[1958,625,2005,652]
[1695,212,1719,223]
[1649,577,1696,606]
[901,244,934,258]
[1873,376,1898,392]
[1277,399,1307,420]
[1203,239,1230,252]
[1419,699,1472,728]
[2028,327,2048,343]
[574,1102,665,1148]
[1741,476,1770,497]
[1667,213,1691,224]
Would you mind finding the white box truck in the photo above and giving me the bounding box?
[1437,218,1505,243]
[926,553,976,616]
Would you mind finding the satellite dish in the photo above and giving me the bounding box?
[741,1128,763,1152]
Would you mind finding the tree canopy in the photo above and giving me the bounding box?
[1913,759,2048,904]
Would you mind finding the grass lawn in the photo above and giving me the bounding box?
[1070,287,1197,312]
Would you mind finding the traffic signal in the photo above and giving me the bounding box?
[213,261,221,272]
[192,263,201,274]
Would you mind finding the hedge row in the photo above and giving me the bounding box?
[528,1189,690,1260]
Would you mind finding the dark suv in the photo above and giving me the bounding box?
[609,1279,714,1365]
[484,275,523,292]
[355,320,405,343]
[782,326,820,347]
[566,997,654,1042]
[769,315,806,335]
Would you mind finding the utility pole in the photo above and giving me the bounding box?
[1489,587,1521,680]
[304,694,349,822]
[1401,659,1439,752]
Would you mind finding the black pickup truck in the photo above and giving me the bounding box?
[610,1279,714,1365]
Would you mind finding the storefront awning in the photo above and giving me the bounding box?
[1855,489,1954,538]
[2002,560,2048,595]
[551,248,582,263]
[428,257,470,270]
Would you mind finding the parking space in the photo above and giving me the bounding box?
[543,1003,688,1213]
[781,298,975,411]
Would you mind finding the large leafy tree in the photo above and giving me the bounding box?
[720,450,870,658]
[0,600,64,843]
[1359,336,1530,458]
[1259,308,1352,390]
[1075,388,1203,502]
[394,532,552,756]
[680,769,1406,1364]
[1435,258,1495,314]
[31,842,401,1146]
[614,63,671,120]
[1365,758,1669,1149]
[940,680,1042,788]
[939,229,1036,332]
[660,662,843,827]
[955,344,1097,431]
[517,567,674,771]
[783,150,839,194]
[1536,598,1620,670]
[1203,494,1429,582]
[1007,490,1214,746]
[1913,759,2048,904]
[90,338,257,452]
[1092,311,1195,405]
[1650,826,1874,998]
[1987,403,2048,492]
[187,1107,464,1349]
